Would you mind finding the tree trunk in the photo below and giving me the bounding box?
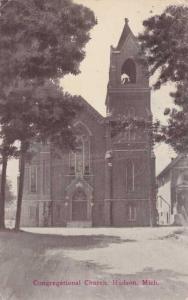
[0,153,8,229]
[15,141,27,231]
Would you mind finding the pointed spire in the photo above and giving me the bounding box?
[124,18,129,24]
[116,18,133,50]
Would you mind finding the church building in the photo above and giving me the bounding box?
[20,19,156,227]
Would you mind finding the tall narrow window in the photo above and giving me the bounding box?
[29,206,37,219]
[126,160,134,192]
[69,135,90,176]
[42,160,50,194]
[126,128,136,141]
[69,151,76,175]
[43,160,46,194]
[75,137,84,176]
[128,205,137,221]
[56,204,61,219]
[30,166,37,193]
[84,137,90,175]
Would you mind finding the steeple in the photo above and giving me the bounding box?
[106,18,150,117]
[104,18,156,228]
[116,18,134,50]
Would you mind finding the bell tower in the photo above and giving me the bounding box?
[106,18,150,117]
[104,19,156,226]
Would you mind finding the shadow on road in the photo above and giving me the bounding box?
[0,230,136,251]
[0,231,188,300]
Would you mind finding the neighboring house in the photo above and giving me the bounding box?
[20,19,156,227]
[157,154,188,226]
[156,195,171,225]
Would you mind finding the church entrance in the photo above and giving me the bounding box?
[66,178,93,226]
[72,188,87,221]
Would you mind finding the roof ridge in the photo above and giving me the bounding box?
[157,154,184,179]
[78,97,104,123]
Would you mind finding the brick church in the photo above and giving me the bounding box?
[21,19,156,227]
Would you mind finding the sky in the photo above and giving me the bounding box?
[7,0,188,194]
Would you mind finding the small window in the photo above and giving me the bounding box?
[182,172,188,184]
[56,205,61,219]
[128,206,137,221]
[29,206,37,219]
[84,165,90,175]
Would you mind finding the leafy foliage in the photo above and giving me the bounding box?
[0,79,81,150]
[0,0,96,150]
[139,5,188,90]
[157,109,188,152]
[0,0,96,82]
[0,0,96,229]
[139,5,188,153]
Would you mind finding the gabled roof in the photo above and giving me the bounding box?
[77,97,104,124]
[157,154,183,180]
[116,18,135,50]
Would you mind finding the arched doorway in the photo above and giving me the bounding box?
[72,188,87,221]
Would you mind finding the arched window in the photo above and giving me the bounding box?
[75,137,84,176]
[84,137,90,174]
[125,160,135,192]
[121,59,136,84]
[29,165,37,193]
[69,151,76,175]
[69,135,90,176]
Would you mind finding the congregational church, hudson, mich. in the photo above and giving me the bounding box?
[21,19,157,227]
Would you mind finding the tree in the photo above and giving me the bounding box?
[0,124,20,228]
[0,0,96,230]
[0,0,96,80]
[138,5,188,152]
[0,158,15,207]
[9,80,81,230]
[1,174,14,205]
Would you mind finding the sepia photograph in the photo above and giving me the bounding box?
[0,0,188,299]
